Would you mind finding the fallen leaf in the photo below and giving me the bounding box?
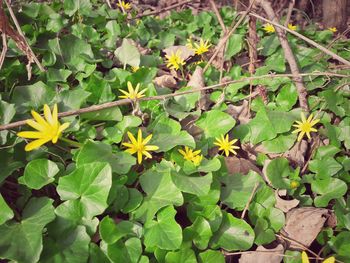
[154,75,177,88]
[275,189,300,213]
[238,244,284,263]
[225,156,262,175]
[281,207,329,249]
[163,45,194,61]
[187,66,210,111]
[180,115,202,140]
[282,140,308,168]
[226,100,251,124]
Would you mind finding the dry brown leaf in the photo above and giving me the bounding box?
[281,207,329,249]
[226,100,251,124]
[282,140,308,167]
[180,115,202,140]
[163,45,194,60]
[238,244,284,263]
[187,66,210,111]
[153,75,177,88]
[275,189,300,213]
[224,156,262,175]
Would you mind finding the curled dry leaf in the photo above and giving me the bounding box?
[275,189,300,213]
[238,244,284,263]
[153,75,177,88]
[163,45,194,61]
[225,156,262,175]
[226,100,251,124]
[180,115,202,140]
[280,207,330,249]
[282,140,308,168]
[187,66,209,111]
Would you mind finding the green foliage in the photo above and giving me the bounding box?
[0,1,349,262]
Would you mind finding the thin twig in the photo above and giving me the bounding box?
[249,12,350,67]
[117,0,126,14]
[134,0,192,19]
[105,0,112,8]
[209,0,227,32]
[1,71,347,131]
[241,182,259,218]
[203,0,257,73]
[284,0,295,26]
[0,33,7,69]
[3,0,45,72]
[256,0,309,112]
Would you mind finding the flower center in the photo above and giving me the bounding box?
[301,123,312,133]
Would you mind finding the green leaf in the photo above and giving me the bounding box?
[103,116,142,144]
[225,34,244,60]
[171,172,213,196]
[0,194,13,225]
[165,248,197,263]
[47,68,71,82]
[196,110,236,139]
[133,163,183,222]
[57,162,112,218]
[0,197,55,263]
[183,158,221,175]
[189,216,213,249]
[328,232,350,260]
[309,157,342,179]
[100,216,142,244]
[220,171,263,210]
[115,39,141,67]
[198,250,225,263]
[276,84,298,111]
[264,158,292,189]
[89,243,110,263]
[261,134,297,154]
[63,0,92,16]
[82,73,116,104]
[144,206,182,250]
[121,188,143,213]
[18,159,59,190]
[211,212,255,251]
[107,238,142,263]
[254,218,275,245]
[41,225,90,263]
[312,178,347,207]
[81,107,122,121]
[76,140,135,174]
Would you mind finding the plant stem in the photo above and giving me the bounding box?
[60,137,82,148]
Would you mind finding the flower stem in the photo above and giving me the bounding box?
[60,137,82,148]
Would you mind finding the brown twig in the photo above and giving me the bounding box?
[134,0,192,19]
[0,32,7,69]
[3,0,45,73]
[1,71,347,131]
[203,0,257,73]
[209,0,227,32]
[256,0,309,112]
[249,12,350,67]
[284,0,295,26]
[241,182,259,219]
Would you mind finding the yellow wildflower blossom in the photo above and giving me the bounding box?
[214,134,240,157]
[131,66,140,72]
[328,27,337,33]
[193,39,212,55]
[17,104,70,151]
[122,129,159,164]
[287,23,297,31]
[165,50,186,70]
[119,81,147,100]
[290,180,300,189]
[117,1,131,10]
[263,23,275,33]
[292,112,320,141]
[178,146,203,166]
[301,251,335,263]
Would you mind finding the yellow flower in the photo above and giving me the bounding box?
[186,37,194,49]
[117,1,131,10]
[290,180,300,189]
[17,104,70,151]
[165,50,186,70]
[328,27,337,33]
[301,251,335,263]
[131,66,139,72]
[193,39,212,55]
[288,23,297,31]
[214,134,240,157]
[292,112,320,141]
[178,146,203,166]
[263,23,275,33]
[122,128,159,164]
[119,81,147,100]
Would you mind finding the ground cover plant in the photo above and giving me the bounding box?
[0,0,350,262]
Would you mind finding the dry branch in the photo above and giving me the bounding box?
[134,0,192,19]
[256,0,309,111]
[0,72,347,131]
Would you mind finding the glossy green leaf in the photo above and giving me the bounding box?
[115,39,141,67]
[312,178,347,207]
[198,250,225,263]
[0,194,13,225]
[171,172,213,196]
[165,248,197,263]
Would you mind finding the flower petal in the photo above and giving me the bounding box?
[142,150,152,159]
[137,151,143,164]
[145,145,159,151]
[137,129,142,144]
[26,119,45,131]
[143,134,153,145]
[297,131,305,142]
[25,138,51,151]
[301,252,310,263]
[44,104,54,125]
[127,131,137,145]
[17,131,46,139]
[31,110,49,128]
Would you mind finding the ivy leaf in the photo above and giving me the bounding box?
[198,250,225,263]
[132,163,183,222]
[225,34,244,60]
[254,218,276,245]
[211,211,255,251]
[188,216,213,250]
[165,248,197,263]
[144,206,182,250]
[18,159,59,190]
[76,140,135,174]
[276,84,298,111]
[0,197,55,263]
[309,157,342,179]
[57,162,112,218]
[0,194,13,225]
[220,171,263,210]
[264,158,292,189]
[171,172,213,196]
[312,178,347,207]
[195,110,236,139]
[261,134,296,154]
[114,39,141,67]
[107,238,142,263]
